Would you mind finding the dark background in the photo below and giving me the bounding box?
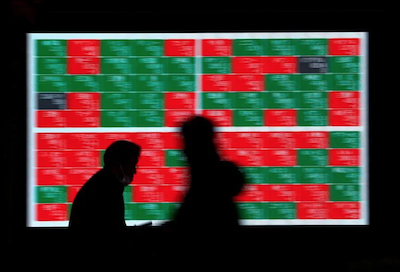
[5,0,397,269]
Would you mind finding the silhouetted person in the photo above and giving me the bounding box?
[168,115,246,238]
[68,140,141,246]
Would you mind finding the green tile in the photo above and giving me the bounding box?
[123,186,132,203]
[264,167,298,184]
[296,39,328,55]
[202,92,233,109]
[101,110,136,127]
[330,184,360,201]
[36,186,67,203]
[101,40,132,56]
[131,75,165,92]
[264,92,296,109]
[165,150,188,167]
[132,57,164,74]
[298,149,328,166]
[100,75,133,92]
[265,39,296,56]
[298,167,329,183]
[165,75,195,91]
[36,75,68,92]
[101,93,136,110]
[135,110,164,127]
[265,74,298,91]
[267,202,296,219]
[131,40,164,56]
[165,57,195,74]
[36,58,66,74]
[329,74,360,91]
[330,167,360,183]
[298,74,330,91]
[202,57,231,73]
[240,167,267,184]
[233,39,265,56]
[237,202,268,219]
[101,57,133,74]
[329,56,360,73]
[296,92,327,109]
[135,93,164,110]
[297,110,328,126]
[233,92,264,109]
[125,203,169,220]
[36,40,66,56]
[233,110,264,126]
[330,132,361,148]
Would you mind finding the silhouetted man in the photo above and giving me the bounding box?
[68,140,141,244]
[169,115,246,236]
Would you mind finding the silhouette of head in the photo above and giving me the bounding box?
[181,115,219,166]
[103,140,141,185]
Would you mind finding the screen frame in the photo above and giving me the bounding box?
[10,9,390,247]
[26,31,369,228]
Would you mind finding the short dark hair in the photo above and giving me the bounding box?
[103,140,141,168]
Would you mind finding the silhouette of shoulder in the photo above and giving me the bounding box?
[73,170,107,201]
[218,160,246,197]
[69,169,124,230]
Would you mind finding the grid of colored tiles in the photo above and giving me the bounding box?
[35,131,361,220]
[35,38,361,128]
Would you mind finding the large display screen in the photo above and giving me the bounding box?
[27,32,368,227]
